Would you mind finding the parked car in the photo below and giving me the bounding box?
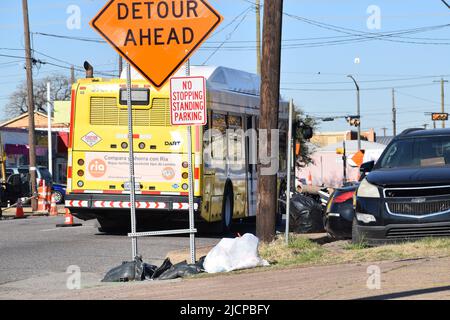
[324,184,358,239]
[52,183,66,204]
[354,128,450,244]
[4,166,53,200]
[7,166,52,187]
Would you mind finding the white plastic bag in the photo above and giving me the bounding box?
[203,233,269,273]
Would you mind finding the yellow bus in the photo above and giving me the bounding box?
[65,66,288,232]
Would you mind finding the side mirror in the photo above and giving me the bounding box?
[360,161,375,174]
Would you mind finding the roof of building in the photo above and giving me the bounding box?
[0,111,69,130]
[376,136,394,145]
[319,140,387,152]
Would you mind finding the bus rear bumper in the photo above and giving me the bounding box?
[65,193,201,219]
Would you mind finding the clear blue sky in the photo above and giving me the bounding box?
[1,0,450,136]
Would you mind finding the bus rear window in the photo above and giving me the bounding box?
[119,88,150,106]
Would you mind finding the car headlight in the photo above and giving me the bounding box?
[357,179,380,198]
[356,213,376,223]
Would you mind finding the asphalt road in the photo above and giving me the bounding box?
[0,215,223,298]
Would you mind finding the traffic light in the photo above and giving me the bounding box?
[346,116,361,127]
[432,113,449,121]
[302,125,314,140]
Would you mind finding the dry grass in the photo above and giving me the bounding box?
[259,235,450,268]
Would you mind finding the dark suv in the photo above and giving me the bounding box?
[354,128,450,244]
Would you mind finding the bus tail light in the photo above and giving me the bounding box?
[194,168,200,180]
[182,161,189,169]
[78,159,85,166]
[77,170,85,177]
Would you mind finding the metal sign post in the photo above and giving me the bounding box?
[126,62,138,260]
[46,82,53,176]
[185,60,197,265]
[285,99,293,245]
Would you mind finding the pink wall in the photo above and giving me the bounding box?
[297,152,360,188]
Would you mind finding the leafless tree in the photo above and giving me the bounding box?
[5,74,71,117]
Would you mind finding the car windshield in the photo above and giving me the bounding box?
[377,136,450,169]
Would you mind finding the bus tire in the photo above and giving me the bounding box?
[222,185,234,234]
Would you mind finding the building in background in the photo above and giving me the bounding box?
[297,140,386,188]
[0,104,70,184]
[311,129,376,148]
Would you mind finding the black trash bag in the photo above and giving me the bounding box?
[102,256,145,282]
[195,256,206,270]
[157,260,203,281]
[289,194,325,233]
[151,258,173,280]
[142,263,158,280]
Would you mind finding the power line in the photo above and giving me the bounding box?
[281,75,450,85]
[202,6,252,65]
[281,82,438,92]
[396,90,450,106]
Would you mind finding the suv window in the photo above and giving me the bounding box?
[377,136,450,169]
[38,168,52,181]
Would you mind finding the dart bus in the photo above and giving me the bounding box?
[65,65,288,233]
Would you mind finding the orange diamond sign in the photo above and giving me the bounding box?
[90,0,223,89]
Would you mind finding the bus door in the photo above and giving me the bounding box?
[245,115,257,216]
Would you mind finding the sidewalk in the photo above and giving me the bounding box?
[18,255,450,300]
[0,205,66,217]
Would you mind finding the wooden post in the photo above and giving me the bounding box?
[22,0,38,212]
[256,0,284,243]
[256,0,261,76]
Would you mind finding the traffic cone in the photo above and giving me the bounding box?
[49,193,58,216]
[14,198,25,219]
[307,172,313,186]
[56,209,82,228]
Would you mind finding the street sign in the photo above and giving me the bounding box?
[351,150,365,167]
[90,0,223,89]
[432,113,449,121]
[170,76,207,126]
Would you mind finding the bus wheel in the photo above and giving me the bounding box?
[222,188,234,234]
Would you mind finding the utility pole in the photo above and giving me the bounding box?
[22,0,38,212]
[257,0,283,243]
[256,0,261,76]
[70,65,75,85]
[433,78,448,128]
[440,78,447,128]
[381,127,387,137]
[392,89,397,136]
[347,75,361,151]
